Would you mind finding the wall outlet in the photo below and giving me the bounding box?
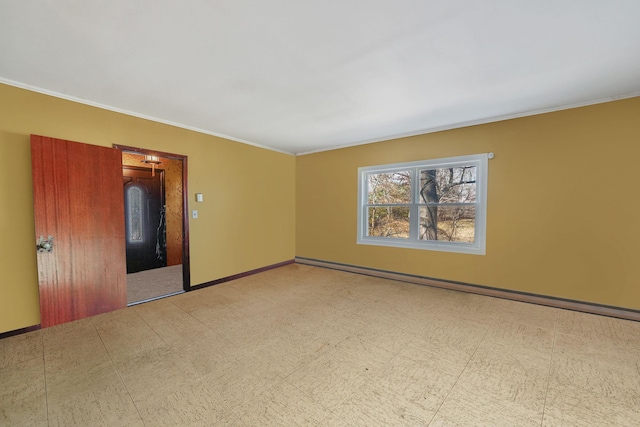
[192,210,198,219]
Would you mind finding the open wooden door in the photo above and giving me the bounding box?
[31,135,127,328]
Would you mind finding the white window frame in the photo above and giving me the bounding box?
[357,153,489,255]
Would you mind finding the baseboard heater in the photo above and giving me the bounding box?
[295,257,640,322]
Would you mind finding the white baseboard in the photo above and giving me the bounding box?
[295,257,640,322]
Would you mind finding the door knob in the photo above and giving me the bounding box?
[37,235,54,253]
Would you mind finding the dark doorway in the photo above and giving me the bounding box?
[114,144,191,305]
[123,166,167,273]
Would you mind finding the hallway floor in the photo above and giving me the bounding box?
[127,264,184,305]
[2,264,640,426]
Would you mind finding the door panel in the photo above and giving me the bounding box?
[31,135,127,328]
[123,166,166,273]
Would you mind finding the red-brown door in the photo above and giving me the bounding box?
[31,135,127,328]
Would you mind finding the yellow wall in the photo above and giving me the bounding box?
[0,83,296,333]
[297,97,640,310]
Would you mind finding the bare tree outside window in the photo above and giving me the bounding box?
[419,167,476,242]
[367,171,410,238]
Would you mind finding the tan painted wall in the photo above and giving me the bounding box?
[0,83,296,333]
[296,97,640,310]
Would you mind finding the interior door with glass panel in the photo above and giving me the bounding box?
[123,166,167,273]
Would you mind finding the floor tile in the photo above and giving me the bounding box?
[170,286,235,313]
[46,383,139,427]
[285,338,392,410]
[556,309,640,345]
[233,380,329,426]
[452,349,549,412]
[45,353,138,426]
[137,379,243,426]
[489,298,559,331]
[45,359,127,406]
[372,354,458,414]
[347,320,418,355]
[114,346,200,410]
[44,331,111,377]
[396,322,485,377]
[177,330,234,377]
[134,298,212,344]
[42,318,98,354]
[0,329,43,368]
[542,380,640,426]
[0,357,47,426]
[431,383,544,426]
[480,320,555,355]
[329,381,435,427]
[549,349,640,403]
[93,308,165,362]
[201,349,287,409]
[554,329,640,365]
[203,283,253,308]
[281,305,368,350]
[317,411,357,427]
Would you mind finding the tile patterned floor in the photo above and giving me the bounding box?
[2,263,640,426]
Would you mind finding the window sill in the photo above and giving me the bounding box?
[357,237,486,255]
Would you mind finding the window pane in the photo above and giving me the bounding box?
[367,171,411,204]
[368,206,410,238]
[419,166,476,204]
[420,206,475,242]
[127,186,144,243]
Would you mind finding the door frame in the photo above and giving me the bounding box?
[114,144,190,291]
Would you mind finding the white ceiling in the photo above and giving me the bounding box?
[1,1,639,155]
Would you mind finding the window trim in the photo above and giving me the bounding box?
[357,154,489,255]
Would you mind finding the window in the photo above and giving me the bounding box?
[125,184,146,244]
[357,154,489,255]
